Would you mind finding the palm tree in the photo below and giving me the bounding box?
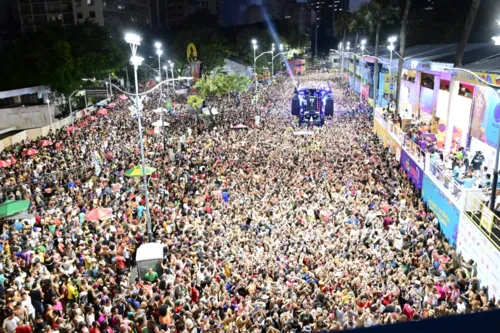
[348,12,364,89]
[362,0,398,105]
[455,0,481,66]
[335,12,353,76]
[395,0,412,113]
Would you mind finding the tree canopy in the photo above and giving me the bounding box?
[0,21,127,95]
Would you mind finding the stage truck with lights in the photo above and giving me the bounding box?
[291,83,334,126]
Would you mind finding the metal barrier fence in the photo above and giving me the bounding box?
[463,190,500,250]
[428,159,463,199]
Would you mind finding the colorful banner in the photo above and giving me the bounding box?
[373,119,388,146]
[361,85,370,100]
[421,175,460,246]
[419,86,434,116]
[457,214,500,300]
[400,148,423,189]
[453,70,500,87]
[470,85,500,149]
[386,134,402,162]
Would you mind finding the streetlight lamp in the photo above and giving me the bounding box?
[170,62,174,80]
[387,36,397,99]
[124,32,153,243]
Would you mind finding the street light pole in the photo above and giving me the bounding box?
[252,39,257,80]
[272,44,285,77]
[125,32,153,243]
[155,42,166,152]
[388,36,397,101]
[109,73,112,96]
[360,39,366,104]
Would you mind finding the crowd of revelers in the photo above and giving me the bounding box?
[0,73,498,333]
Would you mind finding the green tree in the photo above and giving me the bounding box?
[194,74,250,98]
[187,95,205,109]
[361,0,398,102]
[0,21,126,96]
[395,0,412,112]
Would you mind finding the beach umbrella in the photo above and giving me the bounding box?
[97,109,108,116]
[124,165,156,178]
[84,207,113,221]
[39,140,53,147]
[21,148,38,157]
[0,160,11,168]
[0,200,30,218]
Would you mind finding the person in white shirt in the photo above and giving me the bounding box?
[2,312,19,333]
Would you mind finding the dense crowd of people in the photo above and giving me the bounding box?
[0,73,498,333]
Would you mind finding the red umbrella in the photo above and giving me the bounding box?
[9,156,16,165]
[105,103,117,109]
[84,207,113,221]
[119,94,128,101]
[87,116,98,121]
[39,140,53,147]
[97,109,108,116]
[67,126,78,132]
[0,160,11,168]
[21,148,38,156]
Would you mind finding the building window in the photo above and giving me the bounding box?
[87,0,95,5]
[75,0,81,7]
[77,12,83,19]
[89,10,95,18]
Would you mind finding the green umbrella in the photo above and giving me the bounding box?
[124,165,156,178]
[0,200,31,218]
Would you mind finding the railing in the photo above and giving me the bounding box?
[386,119,405,145]
[404,139,425,167]
[374,108,386,127]
[463,190,500,250]
[428,159,463,199]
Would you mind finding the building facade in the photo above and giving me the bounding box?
[17,0,151,34]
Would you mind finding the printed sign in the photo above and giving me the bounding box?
[421,175,460,246]
[457,214,500,301]
[470,85,500,149]
[400,148,423,189]
[481,205,494,233]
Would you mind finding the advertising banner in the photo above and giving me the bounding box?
[362,85,370,100]
[400,148,423,189]
[470,85,500,149]
[457,214,500,301]
[373,119,388,147]
[421,175,460,246]
[419,86,434,119]
[386,134,402,161]
[354,79,361,93]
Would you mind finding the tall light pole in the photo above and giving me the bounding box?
[155,42,166,152]
[388,36,397,100]
[338,43,343,78]
[163,66,169,87]
[272,44,285,77]
[252,39,257,78]
[360,39,366,103]
[170,62,174,82]
[346,42,351,84]
[124,32,153,243]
